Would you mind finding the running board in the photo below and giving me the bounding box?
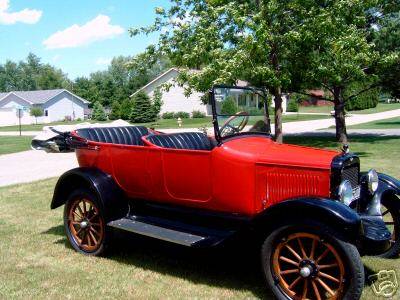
[108,217,216,247]
[108,216,234,247]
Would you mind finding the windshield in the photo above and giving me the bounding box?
[213,86,271,140]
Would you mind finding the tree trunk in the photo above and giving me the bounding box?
[273,88,283,143]
[333,86,347,143]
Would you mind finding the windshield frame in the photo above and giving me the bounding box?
[210,85,271,143]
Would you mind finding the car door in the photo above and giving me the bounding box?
[161,148,212,203]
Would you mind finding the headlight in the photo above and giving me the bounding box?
[338,180,353,206]
[367,169,379,194]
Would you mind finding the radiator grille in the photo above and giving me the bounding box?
[342,165,359,188]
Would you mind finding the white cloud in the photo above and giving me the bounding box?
[95,57,111,66]
[0,0,42,25]
[43,14,124,49]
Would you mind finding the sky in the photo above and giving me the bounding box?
[0,0,170,79]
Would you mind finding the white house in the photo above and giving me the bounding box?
[132,68,287,117]
[0,89,89,126]
[131,68,212,116]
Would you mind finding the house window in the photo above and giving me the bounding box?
[44,110,48,117]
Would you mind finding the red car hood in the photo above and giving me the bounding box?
[221,136,339,170]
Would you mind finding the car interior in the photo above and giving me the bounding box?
[75,126,214,151]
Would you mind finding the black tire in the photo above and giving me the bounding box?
[63,188,109,256]
[261,221,364,300]
[377,196,400,258]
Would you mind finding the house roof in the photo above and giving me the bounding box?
[131,68,250,97]
[131,68,179,97]
[0,89,89,105]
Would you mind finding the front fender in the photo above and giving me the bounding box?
[253,198,362,242]
[52,167,127,221]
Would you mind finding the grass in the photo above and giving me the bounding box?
[348,116,400,130]
[299,102,400,115]
[0,114,331,132]
[0,136,32,155]
[0,136,399,298]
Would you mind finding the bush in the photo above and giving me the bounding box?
[92,102,107,121]
[109,101,121,120]
[162,112,175,119]
[192,110,206,118]
[131,91,155,123]
[174,111,190,119]
[345,88,379,111]
[287,100,299,112]
[220,96,237,114]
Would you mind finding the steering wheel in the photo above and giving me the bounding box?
[220,111,250,137]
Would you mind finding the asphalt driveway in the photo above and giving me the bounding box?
[0,150,77,187]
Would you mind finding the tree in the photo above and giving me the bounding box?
[295,1,399,142]
[130,0,319,142]
[109,101,122,120]
[120,99,133,120]
[92,102,107,121]
[151,88,163,120]
[131,91,155,123]
[29,107,43,124]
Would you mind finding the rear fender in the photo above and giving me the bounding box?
[52,167,128,221]
[253,198,362,242]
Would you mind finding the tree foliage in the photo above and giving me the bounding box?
[131,91,155,123]
[0,53,70,92]
[109,101,122,120]
[92,102,107,121]
[29,107,44,124]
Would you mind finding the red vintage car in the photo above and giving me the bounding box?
[34,86,400,300]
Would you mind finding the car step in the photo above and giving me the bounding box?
[108,216,230,247]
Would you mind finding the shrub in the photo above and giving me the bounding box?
[174,111,190,119]
[220,96,237,114]
[131,91,155,123]
[287,100,299,112]
[192,110,206,118]
[162,112,175,119]
[345,88,379,111]
[92,102,107,121]
[109,101,121,120]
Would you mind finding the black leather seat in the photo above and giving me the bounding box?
[146,132,212,150]
[76,126,149,146]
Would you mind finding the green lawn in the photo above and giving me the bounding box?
[0,114,331,132]
[0,136,399,298]
[348,116,400,130]
[299,102,400,115]
[0,120,98,132]
[0,136,32,155]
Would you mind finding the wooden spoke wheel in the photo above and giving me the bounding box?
[64,188,107,255]
[378,197,400,258]
[272,232,345,300]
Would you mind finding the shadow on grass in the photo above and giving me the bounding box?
[43,225,270,298]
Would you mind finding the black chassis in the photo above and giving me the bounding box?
[52,167,392,254]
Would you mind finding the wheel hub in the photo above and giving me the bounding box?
[299,265,312,278]
[80,220,89,229]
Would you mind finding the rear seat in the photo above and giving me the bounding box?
[146,132,212,150]
[75,126,149,146]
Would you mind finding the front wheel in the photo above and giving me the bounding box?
[378,196,400,258]
[64,188,108,256]
[261,222,364,300]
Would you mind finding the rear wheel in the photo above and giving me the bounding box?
[64,188,107,256]
[261,222,364,300]
[378,196,400,258]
